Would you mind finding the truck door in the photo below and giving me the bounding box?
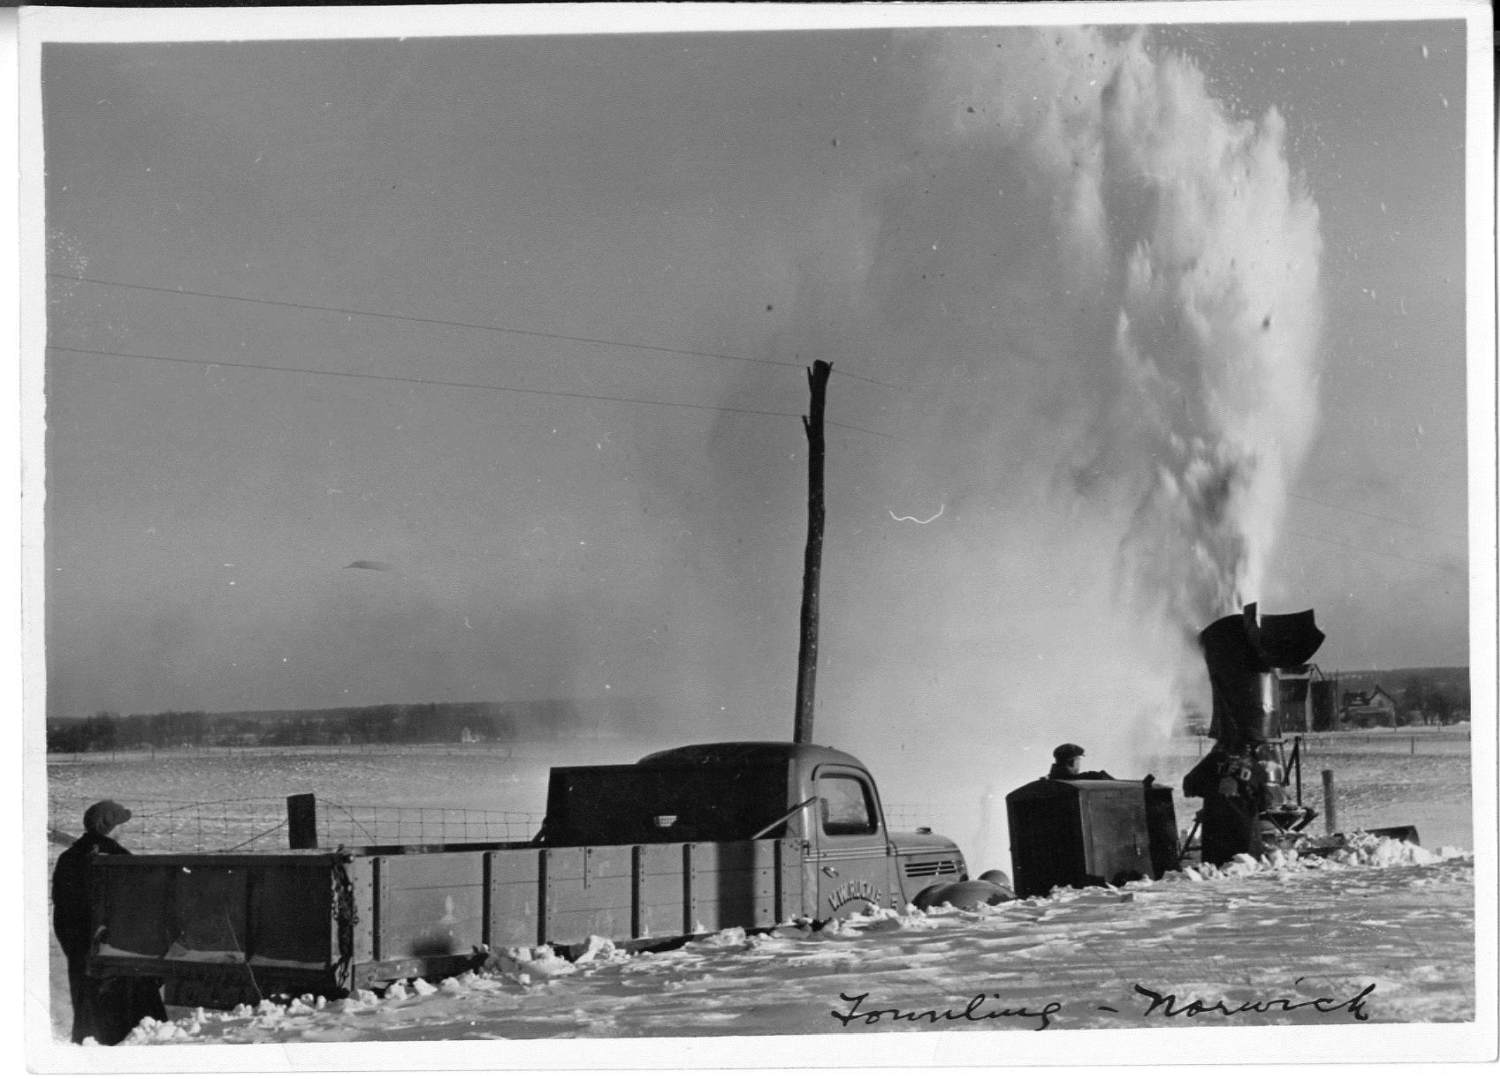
[810,766,895,920]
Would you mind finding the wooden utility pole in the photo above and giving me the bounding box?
[793,360,832,744]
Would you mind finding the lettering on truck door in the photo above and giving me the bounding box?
[811,767,894,918]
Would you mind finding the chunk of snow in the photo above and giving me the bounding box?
[1261,848,1291,870]
[411,978,438,996]
[486,944,576,982]
[575,934,619,963]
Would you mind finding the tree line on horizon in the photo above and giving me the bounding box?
[44,699,598,755]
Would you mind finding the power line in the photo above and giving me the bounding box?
[47,272,908,391]
[1289,492,1466,540]
[1284,528,1464,571]
[46,343,897,440]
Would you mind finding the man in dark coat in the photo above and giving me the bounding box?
[1183,750,1267,865]
[1047,743,1115,781]
[52,801,167,1044]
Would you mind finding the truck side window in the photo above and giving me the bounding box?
[818,774,877,836]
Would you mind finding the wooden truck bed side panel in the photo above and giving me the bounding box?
[531,840,793,947]
[94,860,175,959]
[354,839,802,979]
[90,837,817,1000]
[636,843,685,939]
[91,854,342,1000]
[366,853,487,963]
[682,841,781,933]
[542,846,634,943]
[486,847,543,950]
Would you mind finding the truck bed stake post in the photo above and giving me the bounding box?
[793,360,831,745]
[1321,769,1337,835]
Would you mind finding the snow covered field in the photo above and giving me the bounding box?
[40,732,1481,1052]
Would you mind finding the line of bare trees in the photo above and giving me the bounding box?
[45,702,527,754]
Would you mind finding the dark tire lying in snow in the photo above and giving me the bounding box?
[911,878,1013,911]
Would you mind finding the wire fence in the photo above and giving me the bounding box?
[47,794,543,854]
[883,804,952,832]
[315,802,541,847]
[1187,730,1471,759]
[48,796,291,853]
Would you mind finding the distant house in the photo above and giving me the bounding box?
[1339,685,1398,728]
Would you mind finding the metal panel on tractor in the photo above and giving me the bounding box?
[1006,779,1177,898]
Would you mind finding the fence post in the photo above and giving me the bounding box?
[287,793,319,849]
[1321,770,1337,834]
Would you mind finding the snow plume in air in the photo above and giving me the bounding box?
[1080,48,1324,648]
[921,27,1323,647]
[763,27,1324,868]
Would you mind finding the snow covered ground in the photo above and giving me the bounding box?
[113,839,1473,1046]
[38,733,1485,1057]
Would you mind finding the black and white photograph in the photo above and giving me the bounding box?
[18,2,1496,1068]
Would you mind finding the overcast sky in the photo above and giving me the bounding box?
[30,9,1478,780]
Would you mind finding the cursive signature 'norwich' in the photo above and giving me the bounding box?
[1132,982,1377,1021]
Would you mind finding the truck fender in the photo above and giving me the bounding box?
[911,879,1012,912]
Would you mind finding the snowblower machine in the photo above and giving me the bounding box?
[1181,603,1419,865]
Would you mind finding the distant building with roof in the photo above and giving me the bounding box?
[1339,685,1398,728]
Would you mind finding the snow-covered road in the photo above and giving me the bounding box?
[118,840,1472,1044]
